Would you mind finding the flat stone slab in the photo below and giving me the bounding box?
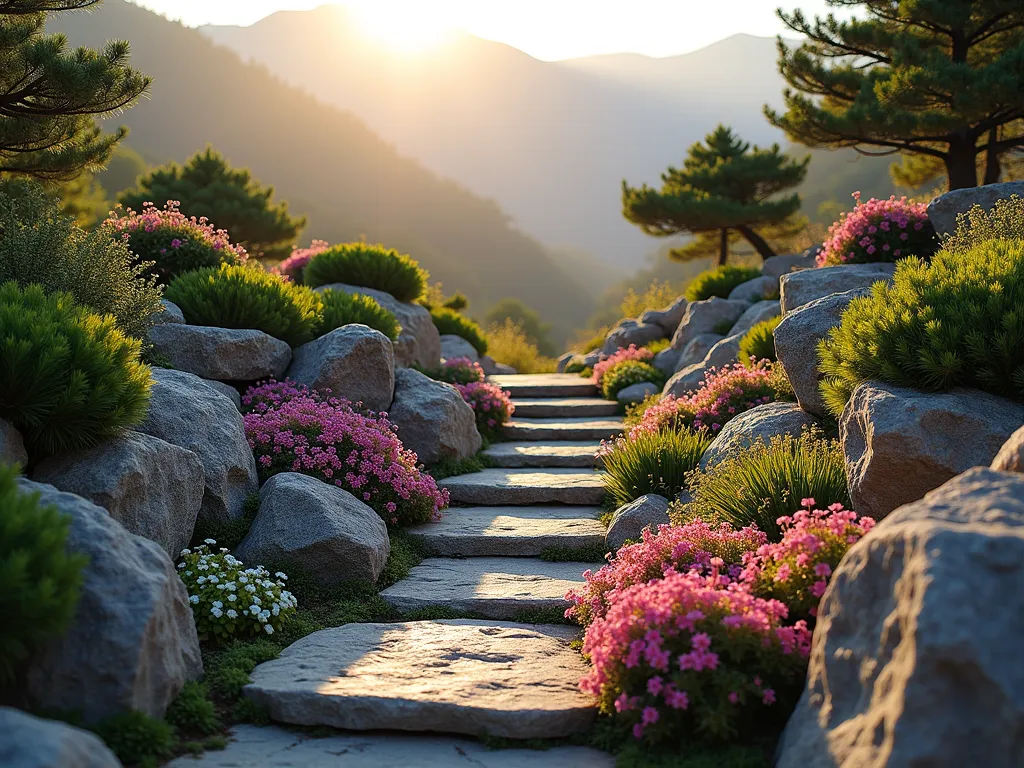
[243,620,596,739]
[380,558,587,618]
[167,724,614,767]
[484,441,599,468]
[441,468,606,505]
[512,398,619,418]
[488,374,597,398]
[503,418,624,441]
[409,506,604,556]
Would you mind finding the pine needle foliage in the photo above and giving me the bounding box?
[317,288,399,341]
[430,307,488,355]
[739,316,782,366]
[302,243,428,303]
[685,265,763,302]
[602,428,712,507]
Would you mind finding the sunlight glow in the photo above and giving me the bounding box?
[347,0,455,53]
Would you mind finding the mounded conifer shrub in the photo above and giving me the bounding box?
[601,360,664,400]
[684,265,762,302]
[302,242,428,303]
[317,289,400,340]
[600,428,712,507]
[0,283,152,459]
[739,316,781,365]
[430,308,488,355]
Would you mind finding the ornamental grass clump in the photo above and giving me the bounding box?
[739,316,781,365]
[303,242,428,303]
[593,345,654,389]
[601,360,664,400]
[599,428,712,507]
[565,519,766,627]
[177,541,297,642]
[274,239,329,284]
[430,308,488,355]
[685,265,762,302]
[456,381,514,440]
[164,264,323,346]
[0,283,152,460]
[317,289,400,341]
[817,192,936,267]
[104,200,247,283]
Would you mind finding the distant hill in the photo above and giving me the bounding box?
[51,1,597,342]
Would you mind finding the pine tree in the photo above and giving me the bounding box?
[119,147,306,259]
[0,1,149,181]
[622,125,809,265]
[767,1,1024,191]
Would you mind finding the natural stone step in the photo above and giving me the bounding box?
[488,374,598,399]
[441,468,605,505]
[503,417,624,442]
[243,620,596,739]
[512,397,619,419]
[167,724,615,767]
[484,441,599,468]
[380,557,586,618]
[408,506,605,557]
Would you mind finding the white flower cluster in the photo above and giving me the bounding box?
[177,540,298,642]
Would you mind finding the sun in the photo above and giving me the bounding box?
[348,1,455,54]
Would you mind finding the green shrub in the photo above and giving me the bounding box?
[92,710,174,767]
[0,283,152,459]
[486,319,557,373]
[0,464,88,682]
[564,358,587,374]
[601,428,712,507]
[739,316,781,365]
[303,243,428,302]
[680,431,849,541]
[430,308,488,355]
[164,264,322,346]
[317,289,399,340]
[0,181,163,340]
[685,265,762,302]
[166,681,220,736]
[645,337,671,355]
[601,360,664,400]
[818,237,1024,416]
[943,195,1024,251]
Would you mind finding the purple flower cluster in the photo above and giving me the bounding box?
[456,380,514,439]
[274,239,329,284]
[435,357,486,386]
[818,192,936,267]
[593,345,653,388]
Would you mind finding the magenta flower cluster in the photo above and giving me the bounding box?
[274,239,329,284]
[593,345,653,388]
[818,192,936,267]
[241,379,448,527]
[435,357,486,386]
[456,381,514,439]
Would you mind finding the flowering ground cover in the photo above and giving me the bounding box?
[818,192,936,267]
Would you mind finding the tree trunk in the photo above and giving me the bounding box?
[983,126,1002,185]
[717,228,729,266]
[944,140,979,190]
[736,225,776,261]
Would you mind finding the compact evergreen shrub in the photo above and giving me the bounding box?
[0,283,152,459]
[601,360,664,400]
[0,464,88,682]
[600,428,711,507]
[302,242,428,302]
[91,710,175,767]
[818,237,1024,415]
[430,308,488,355]
[0,182,163,340]
[317,289,400,340]
[164,264,322,346]
[684,265,762,302]
[739,316,781,365]
[818,192,936,267]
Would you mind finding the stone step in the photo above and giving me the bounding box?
[409,506,605,557]
[512,397,619,419]
[243,620,596,740]
[488,374,597,399]
[503,417,624,442]
[484,440,599,468]
[380,558,587,618]
[441,468,605,506]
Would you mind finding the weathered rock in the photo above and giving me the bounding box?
[389,368,481,465]
[503,417,624,442]
[440,334,479,362]
[18,479,202,722]
[663,334,741,398]
[676,333,723,371]
[512,398,618,419]
[669,297,748,351]
[1,417,28,467]
[926,181,1024,237]
[605,494,670,551]
[493,362,517,374]
[727,299,781,337]
[556,352,575,373]
[315,283,440,368]
[235,473,389,585]
[774,289,870,417]
[780,264,894,315]
[841,382,1024,519]
[761,250,817,278]
[600,319,665,355]
[287,325,395,412]
[138,368,258,524]
[442,468,605,506]
[776,467,1024,768]
[483,441,601,469]
[478,354,501,375]
[0,707,122,768]
[617,381,660,404]
[653,347,680,377]
[700,403,820,469]
[490,374,598,399]
[991,425,1024,473]
[34,431,204,558]
[200,379,242,410]
[152,298,185,325]
[728,275,779,303]
[148,324,291,381]
[640,296,688,335]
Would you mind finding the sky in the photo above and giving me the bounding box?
[131,0,837,60]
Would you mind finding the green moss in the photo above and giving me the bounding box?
[539,541,608,563]
[427,451,493,481]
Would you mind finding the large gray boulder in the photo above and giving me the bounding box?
[33,431,204,558]
[440,334,479,363]
[926,181,1024,238]
[0,708,122,768]
[148,324,291,381]
[316,283,440,368]
[841,382,1024,519]
[662,334,743,398]
[761,250,817,278]
[669,298,748,352]
[776,467,1024,768]
[200,379,242,410]
[653,347,680,378]
[556,352,575,373]
[152,298,184,325]
[991,425,1024,473]
[616,381,660,405]
[138,368,258,524]
[640,296,688,335]
[728,275,779,303]
[287,325,395,412]
[600,319,665,355]
[774,289,871,417]
[389,368,482,465]
[1,417,27,467]
[675,332,723,372]
[235,473,390,585]
[18,479,202,722]
[605,494,669,551]
[780,264,895,315]
[727,299,781,338]
[700,402,820,469]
